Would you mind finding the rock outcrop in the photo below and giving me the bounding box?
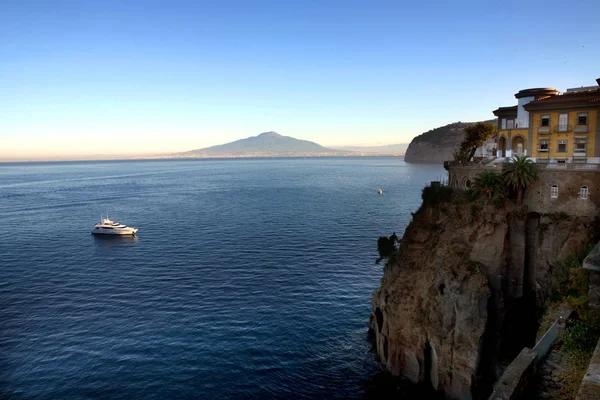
[370,188,593,399]
[404,120,496,164]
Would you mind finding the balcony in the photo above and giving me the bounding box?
[554,124,573,133]
[575,125,589,133]
[537,124,551,134]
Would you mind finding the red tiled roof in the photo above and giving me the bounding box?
[524,89,600,110]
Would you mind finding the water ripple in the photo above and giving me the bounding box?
[0,158,445,399]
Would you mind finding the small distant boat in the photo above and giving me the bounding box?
[92,215,138,236]
[377,188,383,195]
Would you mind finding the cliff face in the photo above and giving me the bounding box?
[404,120,495,164]
[370,192,592,399]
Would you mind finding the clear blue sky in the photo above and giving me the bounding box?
[1,0,599,160]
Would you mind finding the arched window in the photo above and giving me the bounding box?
[579,186,589,200]
[550,185,558,199]
[465,179,472,189]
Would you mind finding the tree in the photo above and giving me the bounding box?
[473,170,505,199]
[454,122,497,162]
[502,155,538,204]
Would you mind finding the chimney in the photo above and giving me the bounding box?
[597,78,600,86]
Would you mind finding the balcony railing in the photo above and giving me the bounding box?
[574,125,589,133]
[554,124,573,133]
[538,163,599,170]
[537,124,551,134]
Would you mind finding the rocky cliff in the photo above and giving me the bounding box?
[370,187,593,399]
[404,120,496,164]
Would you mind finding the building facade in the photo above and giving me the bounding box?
[493,79,600,164]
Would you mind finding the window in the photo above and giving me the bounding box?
[557,140,567,153]
[538,141,549,152]
[558,113,568,132]
[551,185,558,199]
[580,186,589,200]
[578,113,588,126]
[541,115,550,127]
[507,119,514,129]
[501,119,506,129]
[575,140,587,152]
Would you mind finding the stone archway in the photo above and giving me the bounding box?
[499,136,507,157]
[512,136,526,156]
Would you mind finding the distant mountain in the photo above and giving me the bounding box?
[173,131,354,158]
[404,119,496,164]
[332,143,409,155]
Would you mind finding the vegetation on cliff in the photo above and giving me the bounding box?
[536,246,600,399]
[372,177,597,398]
[376,233,400,264]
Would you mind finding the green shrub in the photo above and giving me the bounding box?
[562,318,600,355]
[376,232,400,264]
[421,184,454,205]
[550,248,592,316]
[473,170,506,200]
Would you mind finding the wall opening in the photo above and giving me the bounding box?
[523,213,541,344]
[423,341,433,389]
[499,136,507,157]
[375,307,384,333]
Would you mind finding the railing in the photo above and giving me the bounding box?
[537,124,551,134]
[446,159,600,171]
[537,163,599,170]
[574,125,589,133]
[533,319,560,360]
[554,124,573,133]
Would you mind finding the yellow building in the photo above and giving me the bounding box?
[493,80,600,163]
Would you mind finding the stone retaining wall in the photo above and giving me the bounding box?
[448,166,600,217]
[489,348,537,400]
[576,339,600,399]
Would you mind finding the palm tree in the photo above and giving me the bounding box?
[502,155,538,204]
[473,170,505,199]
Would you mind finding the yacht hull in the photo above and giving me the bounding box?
[91,228,138,235]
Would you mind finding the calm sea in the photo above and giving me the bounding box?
[0,157,445,399]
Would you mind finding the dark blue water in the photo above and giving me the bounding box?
[0,157,445,399]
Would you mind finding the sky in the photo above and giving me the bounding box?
[1,0,599,161]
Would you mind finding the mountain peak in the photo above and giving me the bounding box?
[257,131,282,138]
[176,131,356,158]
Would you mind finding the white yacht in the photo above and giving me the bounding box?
[92,215,138,236]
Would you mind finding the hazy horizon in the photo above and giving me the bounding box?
[2,0,599,160]
[0,130,414,162]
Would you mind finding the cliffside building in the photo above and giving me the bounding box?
[493,79,600,163]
